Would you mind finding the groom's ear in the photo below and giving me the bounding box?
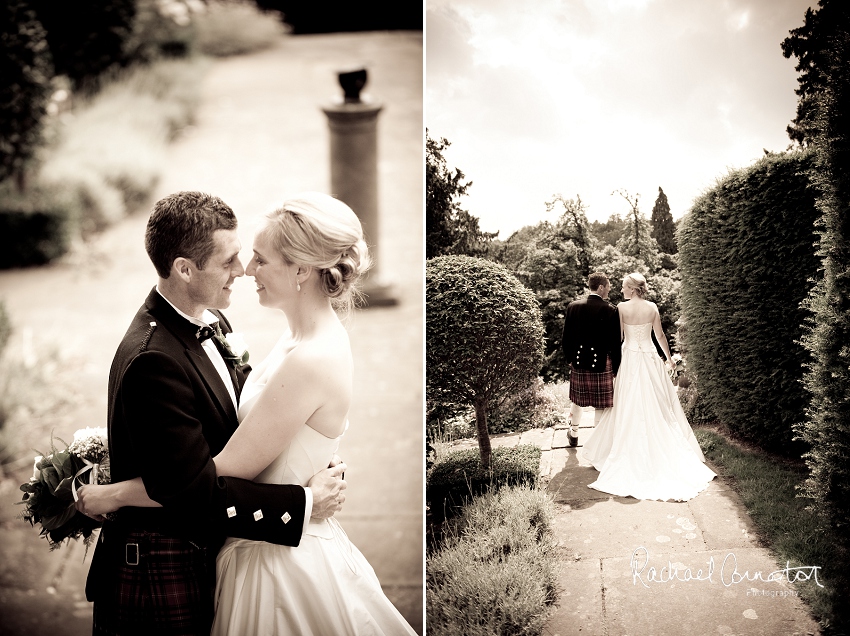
[172,257,194,283]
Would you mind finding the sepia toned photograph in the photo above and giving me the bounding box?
[426,1,849,635]
[0,1,423,634]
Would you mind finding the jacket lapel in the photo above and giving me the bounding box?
[146,290,239,425]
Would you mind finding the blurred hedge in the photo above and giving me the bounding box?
[678,150,819,452]
[0,180,73,267]
[1,57,206,268]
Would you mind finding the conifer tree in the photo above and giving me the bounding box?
[651,187,676,254]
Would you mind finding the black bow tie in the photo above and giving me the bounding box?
[197,322,220,343]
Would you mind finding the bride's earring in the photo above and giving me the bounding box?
[296,279,301,292]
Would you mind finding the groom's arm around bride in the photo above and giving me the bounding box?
[82,192,345,635]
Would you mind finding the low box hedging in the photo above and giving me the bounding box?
[428,444,541,519]
[0,183,74,268]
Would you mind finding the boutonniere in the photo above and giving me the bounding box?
[213,328,250,368]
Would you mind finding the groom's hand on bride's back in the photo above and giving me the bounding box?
[308,462,348,520]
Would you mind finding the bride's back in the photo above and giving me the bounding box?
[618,297,658,325]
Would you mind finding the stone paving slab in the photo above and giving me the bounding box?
[544,559,605,636]
[602,547,820,636]
[450,401,823,636]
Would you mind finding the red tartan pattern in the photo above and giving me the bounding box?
[92,531,214,636]
[569,356,614,409]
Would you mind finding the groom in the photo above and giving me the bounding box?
[561,272,622,446]
[83,191,346,635]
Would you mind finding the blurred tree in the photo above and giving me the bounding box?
[256,0,421,33]
[426,130,496,258]
[0,0,53,189]
[590,213,626,247]
[28,0,135,91]
[613,189,660,271]
[650,186,676,254]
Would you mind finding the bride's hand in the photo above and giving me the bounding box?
[308,463,348,520]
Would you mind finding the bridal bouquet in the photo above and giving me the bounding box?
[669,354,685,384]
[18,427,111,550]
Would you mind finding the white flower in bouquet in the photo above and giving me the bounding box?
[32,455,43,482]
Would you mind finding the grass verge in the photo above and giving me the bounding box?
[695,427,849,634]
[426,485,557,636]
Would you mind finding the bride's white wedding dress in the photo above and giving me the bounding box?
[581,322,716,501]
[211,346,416,636]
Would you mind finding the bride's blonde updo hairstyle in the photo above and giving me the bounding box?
[259,192,371,309]
[624,272,649,298]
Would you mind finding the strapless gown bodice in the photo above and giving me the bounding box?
[239,380,343,490]
[211,349,416,636]
[581,322,716,501]
[622,322,654,353]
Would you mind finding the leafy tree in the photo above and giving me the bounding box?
[589,244,681,349]
[426,130,496,258]
[489,195,593,381]
[0,0,53,188]
[786,0,850,534]
[590,213,626,247]
[427,256,544,468]
[613,189,660,271]
[781,0,850,146]
[650,186,676,254]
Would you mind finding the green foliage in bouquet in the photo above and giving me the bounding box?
[19,430,109,549]
[427,256,544,469]
[678,149,819,453]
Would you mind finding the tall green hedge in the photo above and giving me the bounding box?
[789,0,850,532]
[678,150,819,452]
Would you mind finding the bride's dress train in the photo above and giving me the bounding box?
[581,323,715,501]
[211,350,416,635]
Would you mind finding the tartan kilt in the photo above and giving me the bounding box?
[569,356,614,409]
[92,529,215,636]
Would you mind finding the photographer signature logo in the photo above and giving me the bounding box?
[630,546,824,589]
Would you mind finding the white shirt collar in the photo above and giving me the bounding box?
[155,286,218,328]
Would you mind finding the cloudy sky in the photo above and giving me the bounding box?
[427,0,815,236]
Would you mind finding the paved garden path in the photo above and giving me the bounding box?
[448,409,821,636]
[0,32,423,635]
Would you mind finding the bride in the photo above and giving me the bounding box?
[79,193,416,635]
[581,272,716,501]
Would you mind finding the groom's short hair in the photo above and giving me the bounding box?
[145,191,238,278]
[588,272,609,291]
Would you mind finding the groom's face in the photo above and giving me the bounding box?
[189,228,244,310]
